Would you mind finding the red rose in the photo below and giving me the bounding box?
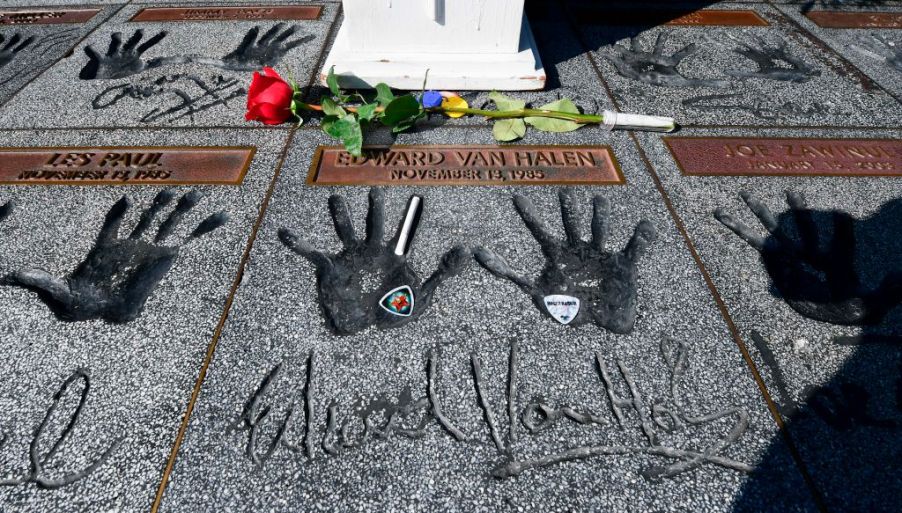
[245,67,295,125]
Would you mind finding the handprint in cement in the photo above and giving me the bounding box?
[607,33,729,88]
[4,190,228,323]
[727,36,821,83]
[0,32,35,69]
[476,189,656,334]
[716,191,902,326]
[80,24,313,80]
[279,188,470,336]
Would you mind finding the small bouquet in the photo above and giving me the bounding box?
[246,67,677,156]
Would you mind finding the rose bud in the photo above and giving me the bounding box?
[245,67,296,125]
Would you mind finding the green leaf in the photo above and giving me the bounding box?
[326,66,341,97]
[356,103,378,123]
[492,119,527,142]
[391,110,426,134]
[488,91,525,112]
[324,116,363,157]
[381,95,422,128]
[375,83,395,108]
[524,98,582,133]
[321,97,346,118]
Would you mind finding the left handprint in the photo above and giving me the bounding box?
[4,191,228,323]
[79,30,171,80]
[0,200,11,224]
[0,32,35,69]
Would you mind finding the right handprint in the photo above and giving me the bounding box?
[716,191,902,326]
[476,189,656,334]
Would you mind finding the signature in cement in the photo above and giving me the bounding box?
[683,93,845,120]
[92,73,246,123]
[231,339,753,480]
[0,370,123,489]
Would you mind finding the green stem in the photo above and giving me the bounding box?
[436,107,603,124]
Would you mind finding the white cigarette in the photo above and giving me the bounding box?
[394,196,422,256]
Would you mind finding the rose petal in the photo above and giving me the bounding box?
[247,102,292,125]
[421,90,443,108]
[442,96,468,118]
[248,80,293,113]
[262,67,282,80]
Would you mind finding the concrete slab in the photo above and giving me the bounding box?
[0,4,119,106]
[573,2,902,128]
[0,127,289,511]
[775,3,902,100]
[634,125,902,513]
[157,125,818,512]
[0,1,339,128]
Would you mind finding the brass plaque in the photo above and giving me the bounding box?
[0,147,256,185]
[307,146,625,186]
[0,8,100,25]
[130,5,323,22]
[575,8,769,27]
[805,11,902,29]
[663,137,902,177]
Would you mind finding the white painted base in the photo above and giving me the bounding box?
[321,16,546,91]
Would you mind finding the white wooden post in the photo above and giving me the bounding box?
[322,0,545,90]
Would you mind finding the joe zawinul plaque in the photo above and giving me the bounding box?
[664,137,901,177]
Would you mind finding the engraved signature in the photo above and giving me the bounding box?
[0,370,123,489]
[92,74,246,123]
[683,93,846,120]
[231,339,753,480]
[852,34,902,73]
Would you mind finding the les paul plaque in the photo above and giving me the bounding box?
[0,147,255,185]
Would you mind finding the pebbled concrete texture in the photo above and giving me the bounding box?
[635,125,902,513]
[775,3,902,99]
[574,1,902,128]
[0,5,119,106]
[0,127,289,512]
[0,0,900,511]
[158,125,817,512]
[0,1,339,129]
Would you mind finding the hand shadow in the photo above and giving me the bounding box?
[718,193,902,512]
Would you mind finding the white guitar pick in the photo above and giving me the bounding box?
[543,295,580,325]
